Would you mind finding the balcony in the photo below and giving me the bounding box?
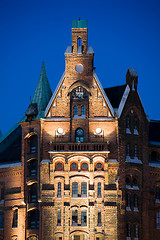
[49,142,109,152]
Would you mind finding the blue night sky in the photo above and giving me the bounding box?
[0,0,160,135]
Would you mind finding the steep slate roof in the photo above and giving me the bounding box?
[32,62,52,118]
[149,120,160,142]
[104,84,126,109]
[0,62,52,163]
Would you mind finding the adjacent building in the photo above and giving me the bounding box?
[0,19,160,240]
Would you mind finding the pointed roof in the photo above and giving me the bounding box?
[32,62,52,118]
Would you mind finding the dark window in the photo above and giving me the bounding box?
[156,187,160,201]
[98,212,101,226]
[134,224,139,238]
[126,116,130,128]
[157,212,160,228]
[81,106,86,115]
[74,106,78,116]
[134,195,138,209]
[126,144,130,156]
[0,211,4,228]
[134,117,138,130]
[75,128,84,142]
[1,188,4,201]
[30,135,38,153]
[29,184,37,203]
[126,177,130,185]
[57,210,61,226]
[133,178,138,186]
[151,151,159,162]
[81,182,87,197]
[72,182,78,198]
[81,211,87,226]
[134,145,138,157]
[29,159,37,176]
[72,210,78,226]
[127,223,131,237]
[57,182,61,198]
[126,193,131,208]
[12,209,18,228]
[28,209,39,229]
[98,182,101,198]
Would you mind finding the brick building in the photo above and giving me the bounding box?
[0,19,160,240]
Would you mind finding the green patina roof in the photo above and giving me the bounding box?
[72,19,88,28]
[32,62,52,118]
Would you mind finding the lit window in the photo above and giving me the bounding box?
[72,182,78,198]
[57,210,61,226]
[81,183,87,197]
[157,212,160,229]
[98,182,101,198]
[57,182,61,198]
[81,211,87,226]
[81,106,86,115]
[74,106,78,116]
[12,209,18,228]
[72,210,78,226]
[97,212,101,226]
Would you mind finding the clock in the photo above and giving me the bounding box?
[75,64,84,72]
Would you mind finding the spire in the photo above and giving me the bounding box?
[31,62,52,118]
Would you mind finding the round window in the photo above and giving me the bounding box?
[75,64,84,72]
[96,162,103,169]
[57,162,63,169]
[71,162,78,169]
[82,162,88,169]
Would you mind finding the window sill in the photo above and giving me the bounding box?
[126,156,142,164]
[126,128,131,134]
[126,207,131,211]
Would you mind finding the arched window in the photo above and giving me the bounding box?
[126,193,131,209]
[97,212,101,226]
[134,117,138,130]
[81,106,86,115]
[70,162,78,171]
[72,182,78,198]
[134,144,138,157]
[126,177,131,186]
[81,182,87,197]
[134,194,138,209]
[98,182,101,198]
[74,106,78,116]
[77,38,82,46]
[126,116,130,129]
[12,209,18,228]
[75,128,84,142]
[126,144,130,156]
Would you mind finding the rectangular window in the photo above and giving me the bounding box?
[98,182,101,198]
[72,182,78,198]
[127,223,131,237]
[12,209,18,228]
[57,182,61,198]
[126,144,130,156]
[0,211,4,229]
[81,183,87,197]
[134,145,138,157]
[156,212,160,229]
[134,224,139,238]
[57,210,61,226]
[126,117,130,128]
[98,212,101,226]
[81,211,87,226]
[72,210,78,226]
[74,106,78,116]
[81,106,86,115]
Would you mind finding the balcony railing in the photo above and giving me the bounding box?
[49,142,109,152]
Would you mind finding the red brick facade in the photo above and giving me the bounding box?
[0,20,160,240]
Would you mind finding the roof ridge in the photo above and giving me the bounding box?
[104,84,126,90]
